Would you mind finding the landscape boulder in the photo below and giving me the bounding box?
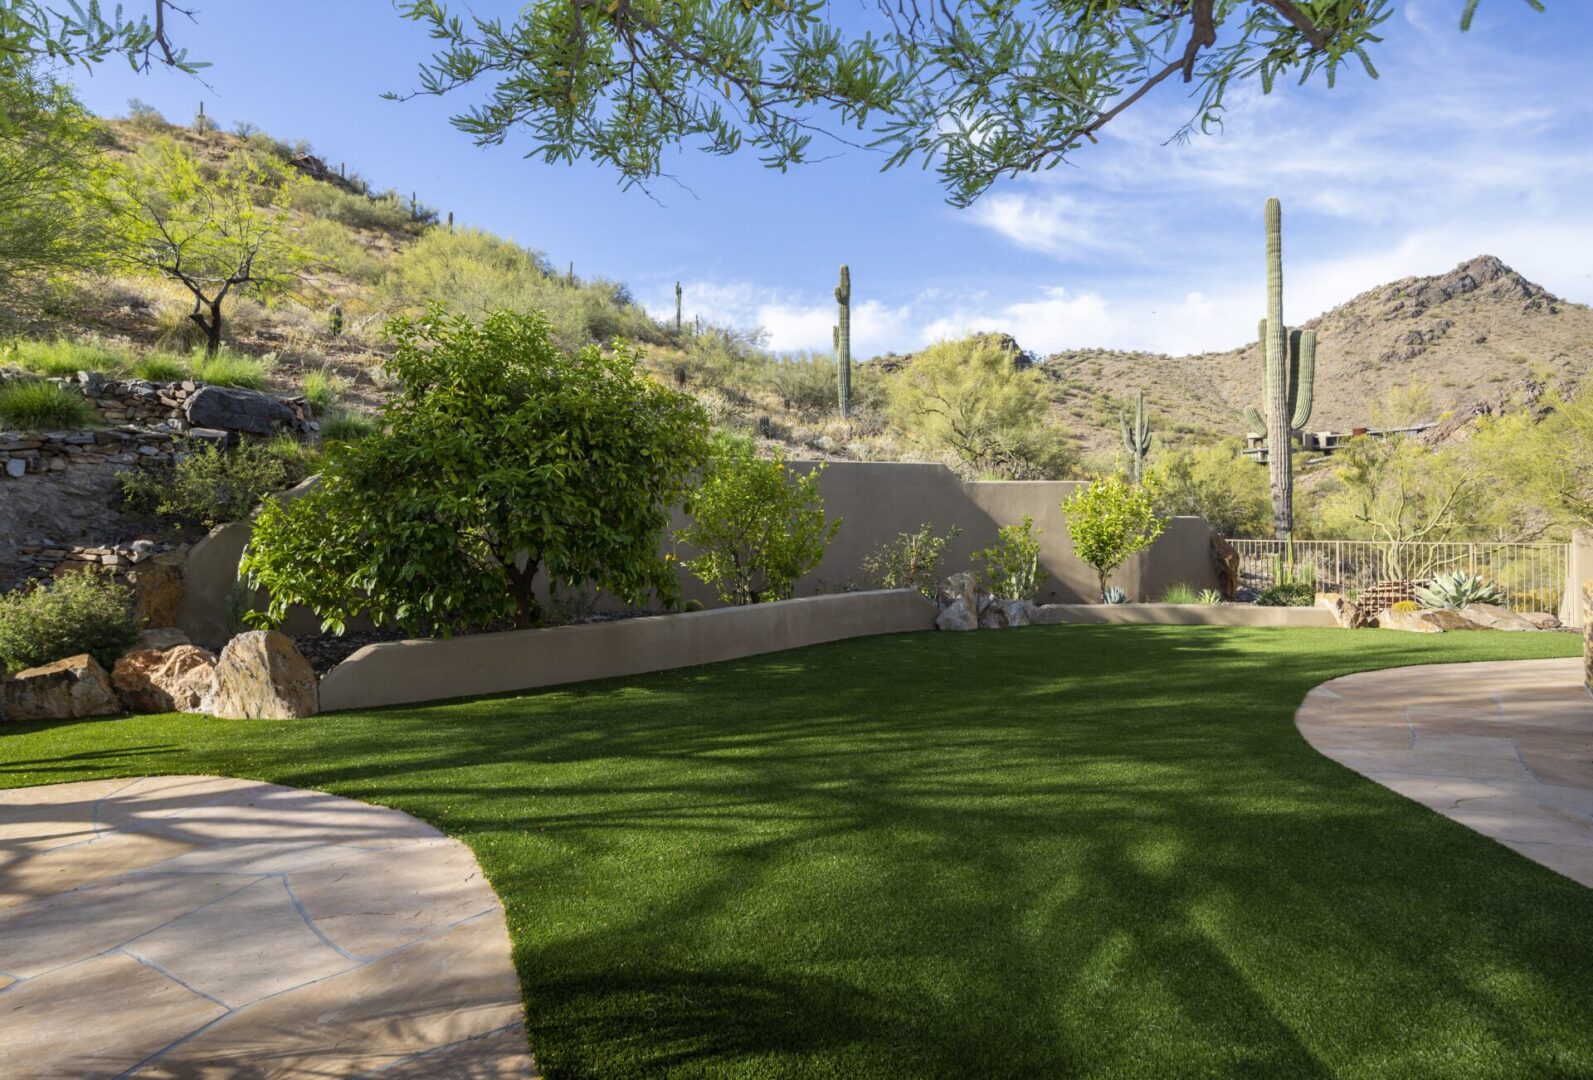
[1521,611,1562,631]
[1,654,120,722]
[207,630,319,719]
[1315,592,1364,629]
[1457,603,1539,632]
[112,645,217,713]
[937,572,978,613]
[126,553,185,629]
[1375,607,1478,633]
[135,627,192,652]
[183,385,296,436]
[935,599,978,632]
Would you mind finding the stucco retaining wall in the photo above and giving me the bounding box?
[317,589,938,712]
[1030,604,1339,627]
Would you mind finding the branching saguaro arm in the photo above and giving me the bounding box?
[835,264,852,419]
[1120,389,1151,483]
[1241,197,1316,539]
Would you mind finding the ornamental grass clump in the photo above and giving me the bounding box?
[0,569,138,674]
[0,380,94,430]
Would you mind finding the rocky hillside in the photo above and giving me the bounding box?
[1041,256,1593,454]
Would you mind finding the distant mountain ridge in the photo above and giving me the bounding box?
[1038,255,1592,454]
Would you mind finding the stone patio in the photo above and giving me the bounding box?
[0,775,537,1078]
[1297,657,1593,887]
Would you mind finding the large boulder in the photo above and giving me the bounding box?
[126,553,185,628]
[1521,611,1562,631]
[1457,603,1538,631]
[135,627,191,652]
[112,645,217,713]
[935,598,978,632]
[183,385,295,436]
[1316,592,1363,629]
[1,654,120,722]
[1375,607,1477,633]
[938,572,978,613]
[206,630,318,719]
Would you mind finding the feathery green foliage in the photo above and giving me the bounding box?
[190,350,271,389]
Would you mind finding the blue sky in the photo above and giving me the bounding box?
[66,0,1593,357]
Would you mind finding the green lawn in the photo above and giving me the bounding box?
[3,626,1592,1077]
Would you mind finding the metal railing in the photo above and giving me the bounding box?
[1229,539,1570,616]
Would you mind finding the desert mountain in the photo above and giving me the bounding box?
[1040,255,1592,455]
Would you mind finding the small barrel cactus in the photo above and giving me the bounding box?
[1415,572,1505,610]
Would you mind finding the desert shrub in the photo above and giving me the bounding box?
[192,107,218,134]
[0,380,94,429]
[7,338,125,377]
[763,353,841,414]
[0,569,139,674]
[886,335,1074,479]
[120,442,296,527]
[974,516,1047,601]
[191,350,271,389]
[680,326,766,389]
[287,181,415,232]
[125,98,168,131]
[130,354,190,382]
[1149,440,1270,538]
[861,523,961,598]
[319,410,377,442]
[1256,581,1315,607]
[297,218,385,283]
[300,367,344,415]
[1063,474,1167,602]
[1391,599,1420,613]
[243,309,710,633]
[677,438,840,605]
[1160,582,1199,604]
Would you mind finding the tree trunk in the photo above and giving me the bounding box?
[504,560,542,629]
[190,301,223,358]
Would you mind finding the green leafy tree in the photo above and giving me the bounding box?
[1313,435,1477,577]
[677,438,840,605]
[0,67,108,298]
[1149,440,1270,538]
[885,335,1073,479]
[397,1,1540,206]
[110,138,306,357]
[1469,384,1593,540]
[1063,474,1167,602]
[973,516,1047,602]
[242,309,711,633]
[0,1,201,79]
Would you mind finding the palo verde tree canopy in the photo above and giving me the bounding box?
[396,0,1543,206]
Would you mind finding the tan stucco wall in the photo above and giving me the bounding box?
[1030,603,1338,627]
[182,461,1223,641]
[318,589,937,712]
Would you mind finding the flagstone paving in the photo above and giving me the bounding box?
[1297,657,1593,888]
[0,775,536,1078]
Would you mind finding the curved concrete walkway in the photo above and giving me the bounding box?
[0,775,536,1078]
[1297,658,1593,888]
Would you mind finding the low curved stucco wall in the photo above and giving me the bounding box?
[1031,604,1338,627]
[318,589,937,712]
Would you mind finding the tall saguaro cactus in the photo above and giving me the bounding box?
[1120,389,1151,483]
[834,264,852,418]
[1242,197,1316,540]
[675,281,683,333]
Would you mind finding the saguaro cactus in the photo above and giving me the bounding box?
[675,281,683,333]
[1242,197,1316,539]
[1120,389,1151,483]
[835,264,852,418]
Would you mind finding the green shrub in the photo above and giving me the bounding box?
[319,410,376,442]
[1256,581,1315,607]
[130,354,190,382]
[297,218,386,283]
[1063,475,1167,602]
[121,441,295,527]
[677,438,840,605]
[192,350,271,389]
[973,516,1046,601]
[1160,582,1199,604]
[0,380,94,430]
[287,181,415,232]
[0,569,139,674]
[862,523,961,599]
[1415,571,1505,610]
[300,367,344,415]
[243,309,710,633]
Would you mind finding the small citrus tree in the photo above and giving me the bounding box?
[1063,475,1166,602]
[676,438,840,605]
[242,309,711,633]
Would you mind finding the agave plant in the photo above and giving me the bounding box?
[1415,571,1505,611]
[1102,585,1128,605]
[1196,588,1222,606]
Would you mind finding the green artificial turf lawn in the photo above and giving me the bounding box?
[3,626,1591,1077]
